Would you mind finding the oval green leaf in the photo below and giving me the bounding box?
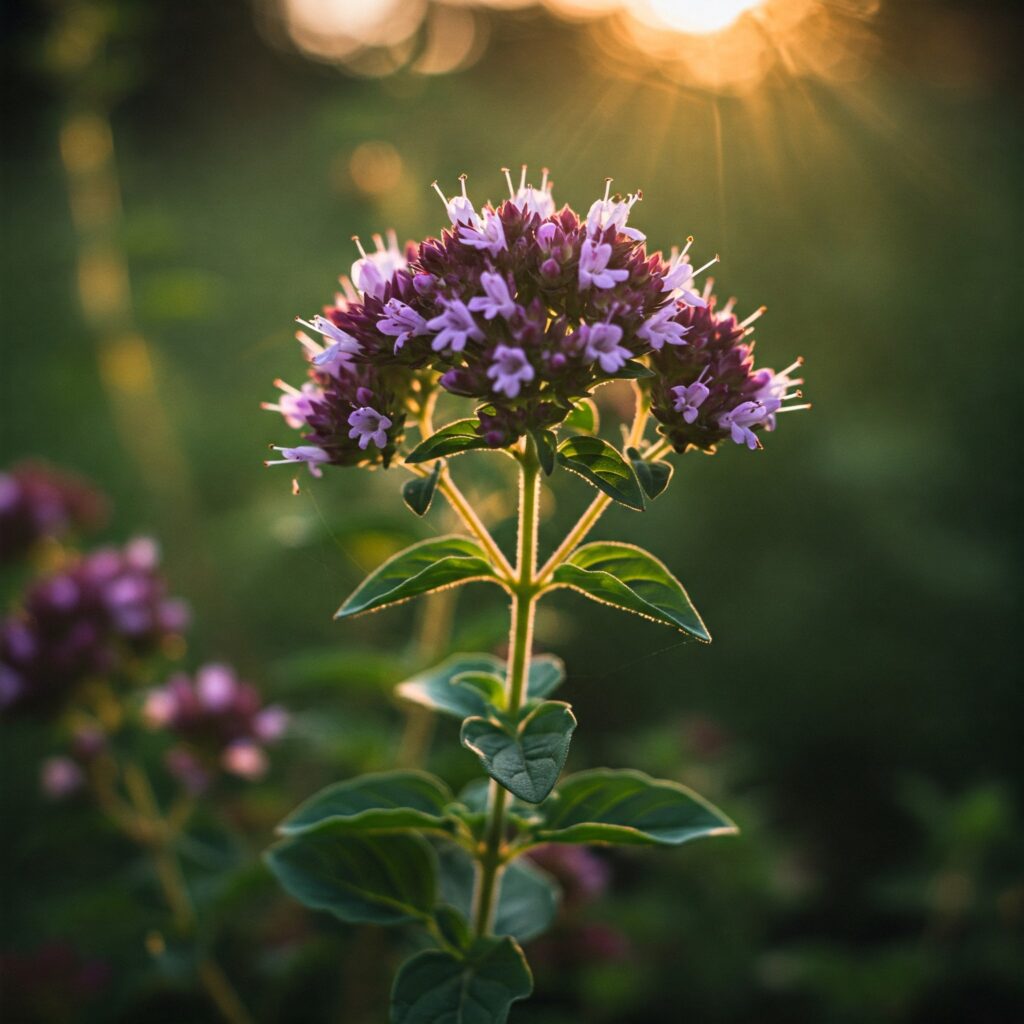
[563,398,599,434]
[533,768,737,846]
[405,419,489,464]
[277,770,453,837]
[556,436,645,511]
[395,653,565,719]
[461,701,577,804]
[452,671,506,710]
[335,536,503,620]
[390,936,532,1024]
[548,541,710,642]
[626,446,674,500]
[527,654,565,699]
[436,845,559,944]
[396,654,506,719]
[402,462,441,516]
[529,428,557,476]
[266,828,437,925]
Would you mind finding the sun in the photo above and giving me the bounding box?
[644,0,767,35]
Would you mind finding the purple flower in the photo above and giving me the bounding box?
[585,179,645,241]
[671,370,711,423]
[426,299,485,353]
[1,539,188,713]
[378,299,429,353]
[268,166,805,459]
[144,663,287,790]
[487,346,535,398]
[40,756,84,799]
[579,322,631,374]
[261,380,323,429]
[432,176,480,227]
[578,239,629,291]
[458,209,507,257]
[660,246,720,307]
[0,462,108,563]
[350,231,407,300]
[468,272,517,321]
[637,305,692,350]
[505,165,556,219]
[650,299,808,453]
[295,315,361,373]
[265,445,330,477]
[347,407,393,450]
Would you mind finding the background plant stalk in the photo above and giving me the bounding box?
[471,438,541,937]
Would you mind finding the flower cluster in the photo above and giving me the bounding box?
[266,166,807,469]
[142,663,288,791]
[0,538,188,712]
[648,298,808,452]
[0,461,108,563]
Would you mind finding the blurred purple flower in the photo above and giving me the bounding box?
[0,539,188,713]
[0,461,108,563]
[144,663,286,791]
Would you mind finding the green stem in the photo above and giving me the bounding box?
[471,439,541,937]
[536,433,671,585]
[119,760,255,1024]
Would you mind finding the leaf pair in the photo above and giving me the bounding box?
[395,652,564,720]
[462,701,577,804]
[395,653,575,804]
[337,536,710,644]
[546,541,711,643]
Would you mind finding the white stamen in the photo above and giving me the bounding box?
[693,254,720,278]
[502,167,514,198]
[352,235,367,259]
[739,305,767,329]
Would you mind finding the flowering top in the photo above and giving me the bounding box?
[0,462,108,563]
[0,538,188,712]
[265,166,806,468]
[142,663,287,791]
[648,299,808,453]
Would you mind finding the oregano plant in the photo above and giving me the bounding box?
[263,167,808,1022]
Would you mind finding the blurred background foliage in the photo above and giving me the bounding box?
[1,0,1022,1021]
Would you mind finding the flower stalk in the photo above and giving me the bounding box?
[472,436,540,937]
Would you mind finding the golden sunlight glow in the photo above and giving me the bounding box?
[269,0,879,91]
[632,0,766,36]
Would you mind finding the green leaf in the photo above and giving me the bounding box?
[391,936,532,1024]
[452,671,506,711]
[396,654,506,719]
[563,398,599,434]
[533,768,737,846]
[548,541,710,641]
[626,446,673,500]
[266,829,437,926]
[277,771,453,837]
[406,419,489,464]
[396,653,565,719]
[432,904,472,953]
[336,536,503,620]
[610,358,655,379]
[527,654,565,699]
[437,846,559,944]
[556,436,645,511]
[402,463,441,516]
[529,428,557,476]
[461,701,577,804]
